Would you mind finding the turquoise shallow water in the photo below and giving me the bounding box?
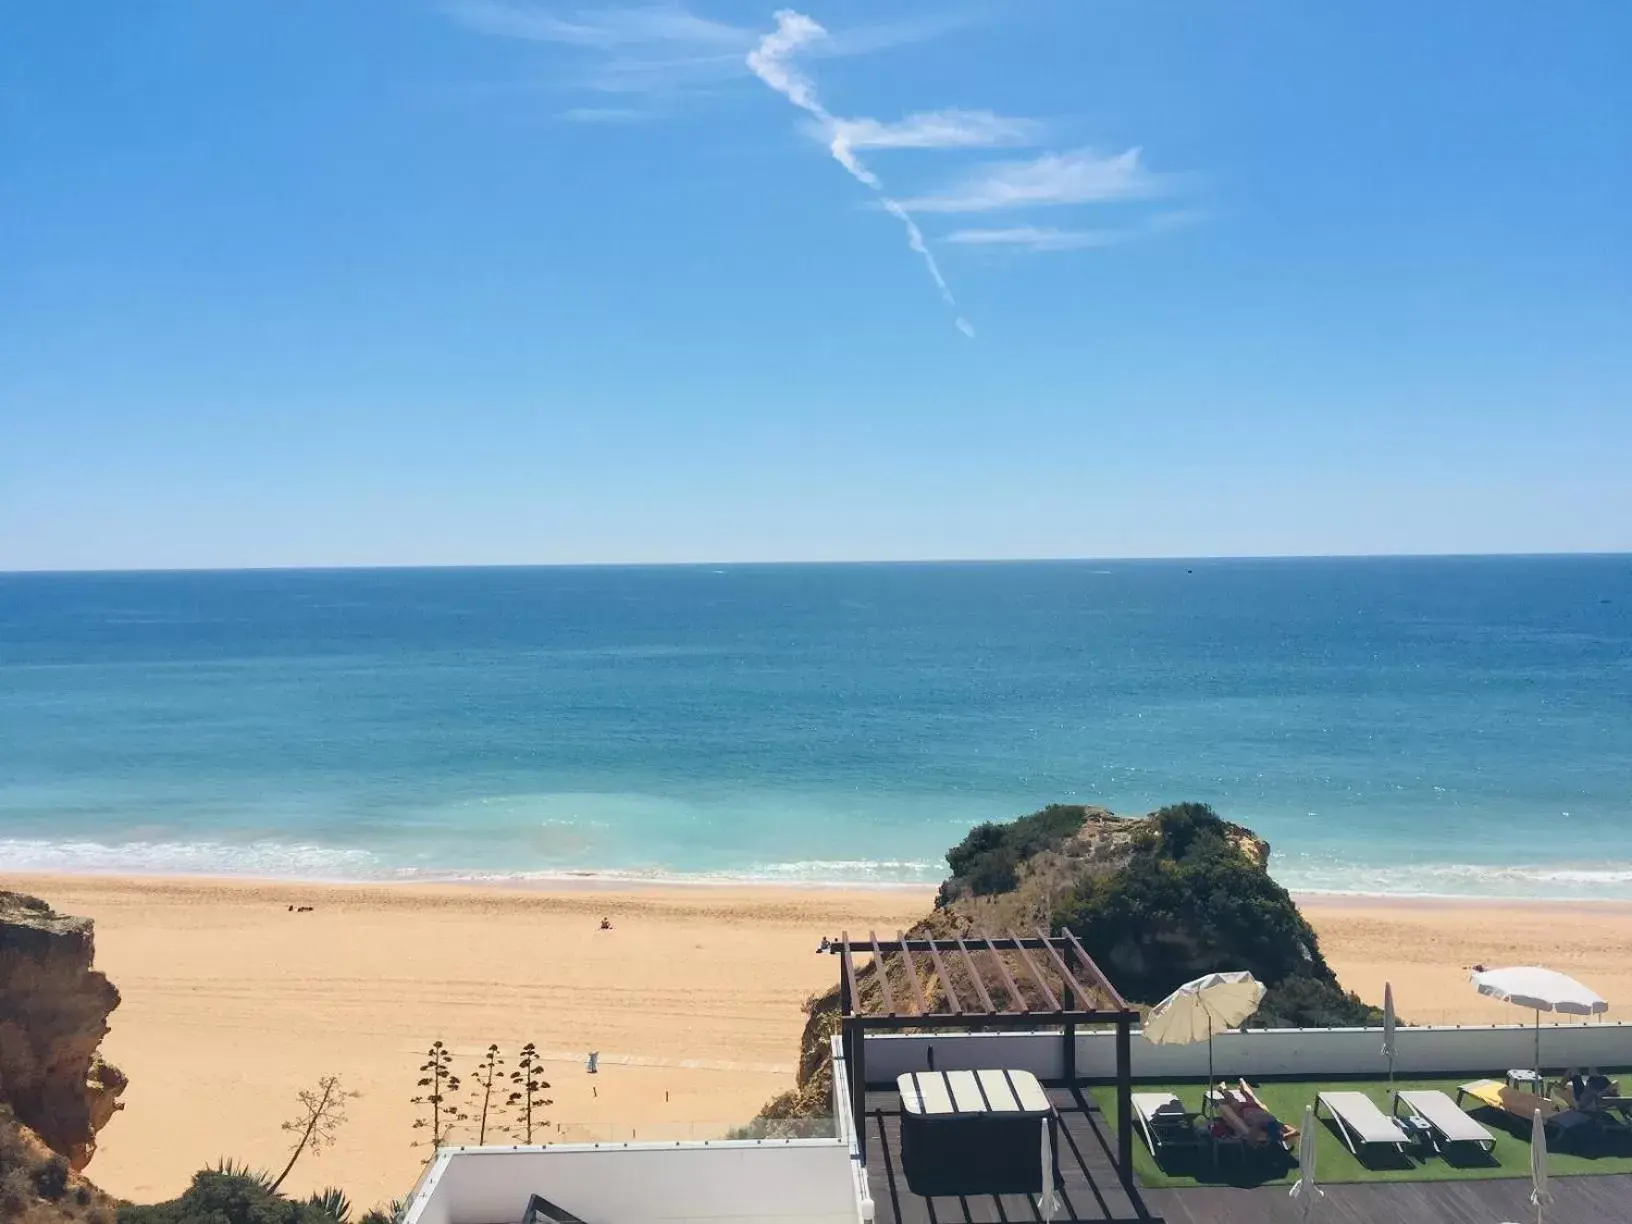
[1,558,1629,898]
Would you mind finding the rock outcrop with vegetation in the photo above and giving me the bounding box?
[0,892,127,1173]
[1,891,128,1223]
[752,802,1381,1128]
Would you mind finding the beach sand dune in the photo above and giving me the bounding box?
[5,874,1629,1211]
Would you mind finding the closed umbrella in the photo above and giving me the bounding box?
[1143,971,1266,1108]
[1470,967,1607,1075]
[1381,982,1398,1091]
[1504,1109,1553,1224]
[1529,1108,1552,1224]
[1286,1103,1323,1221]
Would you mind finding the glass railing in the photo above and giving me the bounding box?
[435,1116,838,1146]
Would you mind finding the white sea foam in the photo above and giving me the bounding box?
[1278,859,1632,901]
[0,837,384,880]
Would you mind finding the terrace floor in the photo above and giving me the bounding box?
[1091,1072,1632,1190]
[861,1084,1150,1224]
[862,1078,1632,1224]
[1145,1173,1632,1223]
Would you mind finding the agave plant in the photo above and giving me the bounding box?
[210,1157,277,1192]
[307,1185,353,1223]
[358,1198,406,1224]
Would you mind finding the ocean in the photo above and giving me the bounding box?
[1,558,1628,899]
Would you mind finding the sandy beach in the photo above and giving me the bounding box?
[6,875,1631,1212]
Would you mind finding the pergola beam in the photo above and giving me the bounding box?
[894,930,929,1015]
[1006,929,1063,1012]
[1061,926,1130,1011]
[979,932,1027,1014]
[1034,925,1093,1011]
[953,937,997,1013]
[868,929,897,1016]
[925,940,964,1014]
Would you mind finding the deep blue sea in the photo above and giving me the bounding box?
[2,558,1629,898]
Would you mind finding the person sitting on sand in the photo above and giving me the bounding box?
[599,917,612,931]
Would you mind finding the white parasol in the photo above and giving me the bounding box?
[1470,967,1607,1074]
[1143,971,1266,1105]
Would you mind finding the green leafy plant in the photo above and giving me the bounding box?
[941,804,1090,901]
[411,1041,465,1148]
[117,1168,340,1224]
[356,1198,405,1224]
[505,1043,553,1144]
[271,1077,358,1193]
[211,1159,276,1192]
[305,1187,351,1223]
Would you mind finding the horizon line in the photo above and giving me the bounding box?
[3,549,1629,578]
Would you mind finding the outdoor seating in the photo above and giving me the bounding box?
[1391,1089,1497,1154]
[896,1068,1059,1199]
[1455,1078,1561,1124]
[1131,1092,1200,1157]
[1316,1091,1411,1158]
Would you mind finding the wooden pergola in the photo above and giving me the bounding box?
[829,928,1140,1190]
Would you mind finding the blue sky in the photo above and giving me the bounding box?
[2,1,1628,569]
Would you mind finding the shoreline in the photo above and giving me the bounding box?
[8,864,1632,906]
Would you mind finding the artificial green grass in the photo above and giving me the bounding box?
[1091,1073,1632,1190]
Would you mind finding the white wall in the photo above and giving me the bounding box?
[828,1037,875,1224]
[404,1140,859,1224]
[859,1023,1632,1085]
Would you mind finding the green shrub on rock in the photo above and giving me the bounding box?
[116,1170,346,1224]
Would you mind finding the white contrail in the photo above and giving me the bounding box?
[747,9,973,338]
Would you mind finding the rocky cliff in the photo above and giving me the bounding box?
[753,802,1378,1128]
[0,891,127,1172]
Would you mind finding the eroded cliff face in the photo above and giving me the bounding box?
[0,892,126,1171]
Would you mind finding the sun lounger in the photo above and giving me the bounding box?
[1393,1089,1496,1153]
[1316,1091,1410,1157]
[1131,1093,1199,1156]
[1456,1079,1560,1123]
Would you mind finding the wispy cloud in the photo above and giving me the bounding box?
[828,109,1041,153]
[443,1,748,50]
[944,226,1125,252]
[558,105,655,123]
[944,211,1202,253]
[443,1,964,98]
[747,11,973,338]
[899,147,1159,214]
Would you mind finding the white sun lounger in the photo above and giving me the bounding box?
[1131,1092,1198,1155]
[1317,1091,1411,1157]
[1394,1089,1497,1153]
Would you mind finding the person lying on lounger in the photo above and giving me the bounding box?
[1215,1085,1288,1146]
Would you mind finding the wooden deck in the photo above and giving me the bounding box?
[863,1084,1149,1223]
[1145,1172,1632,1222]
[863,1081,1632,1223]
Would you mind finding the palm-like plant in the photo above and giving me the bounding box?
[505,1042,553,1145]
[411,1040,465,1147]
[467,1043,507,1145]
